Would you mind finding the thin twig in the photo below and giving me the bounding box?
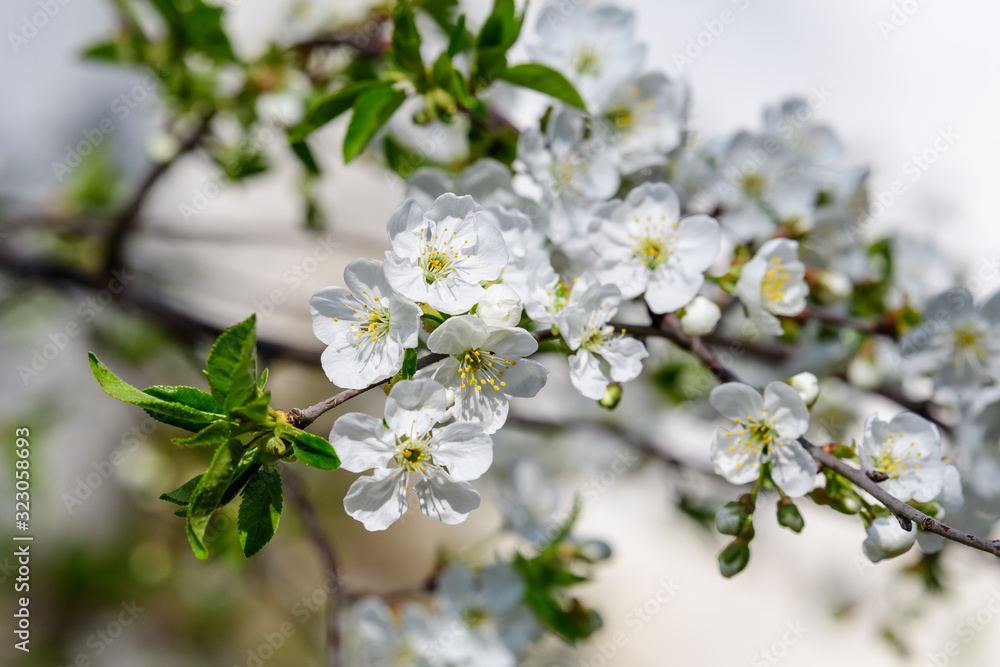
[283,469,346,667]
[288,329,558,429]
[613,319,1000,559]
[103,114,214,277]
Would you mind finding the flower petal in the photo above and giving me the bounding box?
[330,413,394,472]
[431,422,494,480]
[415,472,480,524]
[343,469,408,531]
[710,383,763,420]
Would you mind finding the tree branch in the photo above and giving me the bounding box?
[102,114,214,277]
[614,319,1000,559]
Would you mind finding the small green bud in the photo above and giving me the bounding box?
[715,501,748,536]
[598,383,623,409]
[718,541,751,578]
[777,498,805,533]
[264,436,288,458]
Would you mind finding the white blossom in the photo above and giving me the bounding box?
[789,372,819,406]
[602,72,689,172]
[709,382,816,497]
[680,295,722,337]
[862,516,916,563]
[736,238,809,336]
[528,1,646,109]
[558,282,648,400]
[592,182,721,313]
[333,379,493,530]
[859,412,944,503]
[384,194,508,314]
[427,315,548,433]
[310,258,421,389]
[476,284,523,328]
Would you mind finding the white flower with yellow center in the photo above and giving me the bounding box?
[427,315,549,434]
[709,382,816,497]
[592,182,721,314]
[736,238,809,336]
[384,194,508,315]
[603,72,689,173]
[333,379,493,531]
[528,1,646,109]
[310,258,421,389]
[859,412,944,503]
[557,283,649,400]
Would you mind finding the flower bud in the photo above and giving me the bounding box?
[146,131,180,164]
[680,296,721,337]
[715,501,748,536]
[817,269,852,302]
[476,284,522,327]
[777,499,804,533]
[789,372,819,406]
[718,541,751,578]
[598,383,623,409]
[574,539,612,562]
[847,355,882,390]
[862,516,916,563]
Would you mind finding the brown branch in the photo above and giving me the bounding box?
[614,319,1000,559]
[103,114,214,277]
[797,305,896,337]
[283,469,346,667]
[288,329,558,429]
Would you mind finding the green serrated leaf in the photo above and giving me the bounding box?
[258,368,269,390]
[90,354,225,430]
[171,421,232,446]
[238,468,283,557]
[277,424,340,470]
[205,315,257,407]
[230,391,271,424]
[289,80,385,142]
[343,87,408,163]
[392,0,424,79]
[186,440,243,559]
[223,334,259,413]
[160,474,204,505]
[498,64,586,110]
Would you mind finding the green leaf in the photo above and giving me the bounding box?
[290,140,321,175]
[343,87,408,163]
[392,0,424,79]
[431,53,472,105]
[401,348,418,380]
[186,440,243,559]
[230,391,271,424]
[160,475,203,505]
[447,14,467,58]
[277,424,340,470]
[384,135,434,178]
[171,421,232,447]
[289,80,385,142]
[205,315,257,407]
[223,334,259,413]
[90,354,225,430]
[477,0,522,50]
[498,64,586,110]
[258,368,269,390]
[238,468,283,557]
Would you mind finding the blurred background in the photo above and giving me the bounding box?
[2,0,1000,665]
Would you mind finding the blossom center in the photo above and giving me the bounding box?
[761,258,791,306]
[457,348,512,393]
[574,45,602,75]
[394,435,434,473]
[420,249,456,284]
[724,414,782,467]
[627,217,678,270]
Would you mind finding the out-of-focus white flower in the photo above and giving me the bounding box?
[427,316,548,433]
[310,258,421,389]
[383,194,508,314]
[145,131,180,164]
[762,97,842,166]
[859,412,944,503]
[592,182,721,314]
[817,269,853,303]
[528,1,646,109]
[558,283,648,400]
[900,287,1000,400]
[709,382,816,497]
[862,516,916,563]
[680,296,721,337]
[736,238,809,337]
[387,95,470,164]
[514,108,620,244]
[347,596,471,666]
[332,379,492,530]
[789,372,819,406]
[602,72,689,172]
[476,284,523,328]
